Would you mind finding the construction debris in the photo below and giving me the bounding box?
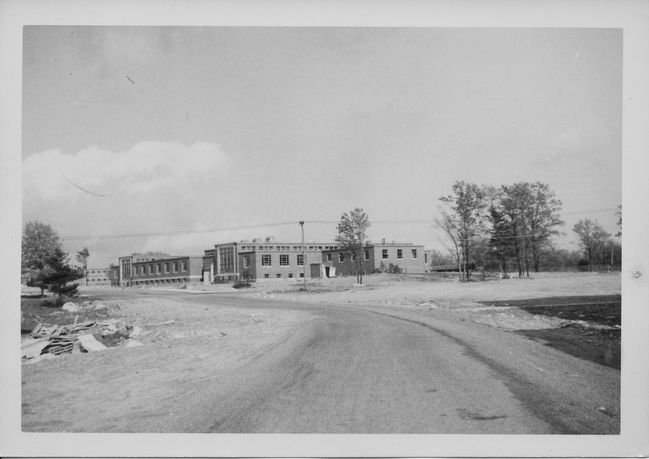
[77,334,107,352]
[22,317,139,363]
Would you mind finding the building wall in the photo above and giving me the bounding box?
[205,240,340,282]
[371,244,425,273]
[85,267,112,287]
[131,256,203,285]
[240,249,324,280]
[118,256,133,286]
[322,243,426,276]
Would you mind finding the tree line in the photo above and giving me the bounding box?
[437,181,621,280]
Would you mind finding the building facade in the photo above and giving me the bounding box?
[84,267,112,287]
[130,256,203,286]
[116,253,201,286]
[321,241,426,277]
[202,238,341,282]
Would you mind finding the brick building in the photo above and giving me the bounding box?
[131,256,203,286]
[202,237,340,282]
[83,267,112,287]
[321,240,426,277]
[116,253,201,286]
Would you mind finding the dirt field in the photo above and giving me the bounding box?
[21,295,312,432]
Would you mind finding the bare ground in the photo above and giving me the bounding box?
[21,296,312,432]
[20,272,622,432]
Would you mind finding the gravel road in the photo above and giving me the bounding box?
[144,291,619,434]
[22,289,619,434]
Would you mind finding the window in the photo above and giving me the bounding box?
[181,261,187,271]
[156,264,161,273]
[173,262,178,273]
[280,254,289,266]
[276,273,281,278]
[339,253,344,262]
[262,254,272,266]
[288,273,293,278]
[165,263,169,273]
[264,274,269,279]
[382,249,388,259]
[326,253,332,261]
[243,255,250,268]
[297,254,304,266]
[351,253,356,262]
[397,249,403,259]
[299,273,304,278]
[412,249,417,258]
[364,249,370,260]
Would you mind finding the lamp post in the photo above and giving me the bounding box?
[299,221,307,290]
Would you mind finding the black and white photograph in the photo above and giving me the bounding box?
[1,0,648,457]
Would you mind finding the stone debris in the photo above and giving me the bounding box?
[61,302,80,313]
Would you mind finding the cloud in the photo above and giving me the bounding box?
[22,142,234,252]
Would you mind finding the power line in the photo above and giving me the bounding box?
[61,221,298,241]
[60,209,619,242]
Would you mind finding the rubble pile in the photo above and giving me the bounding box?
[22,317,137,363]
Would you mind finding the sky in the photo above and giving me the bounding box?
[22,26,622,267]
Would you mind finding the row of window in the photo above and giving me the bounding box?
[262,273,304,279]
[133,261,188,276]
[324,248,419,262]
[254,253,304,267]
[239,244,340,252]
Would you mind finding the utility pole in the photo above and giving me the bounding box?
[300,221,307,290]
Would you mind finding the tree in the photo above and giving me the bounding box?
[438,181,488,280]
[76,246,90,285]
[22,221,63,297]
[493,182,563,277]
[335,208,371,284]
[43,247,84,301]
[573,219,611,272]
[615,205,622,238]
[21,221,84,299]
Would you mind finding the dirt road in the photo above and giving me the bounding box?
[23,289,618,434]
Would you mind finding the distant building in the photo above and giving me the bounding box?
[116,253,201,286]
[131,256,203,286]
[321,240,426,277]
[84,267,112,287]
[117,254,158,286]
[202,237,341,282]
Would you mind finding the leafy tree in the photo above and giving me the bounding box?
[22,221,63,297]
[21,221,83,299]
[493,182,563,277]
[438,181,487,280]
[615,205,622,238]
[573,219,611,272]
[335,208,371,284]
[76,246,90,284]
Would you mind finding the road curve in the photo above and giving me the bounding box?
[99,290,619,434]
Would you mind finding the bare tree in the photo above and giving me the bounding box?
[335,208,371,284]
[573,218,611,272]
[438,181,487,280]
[76,246,90,285]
